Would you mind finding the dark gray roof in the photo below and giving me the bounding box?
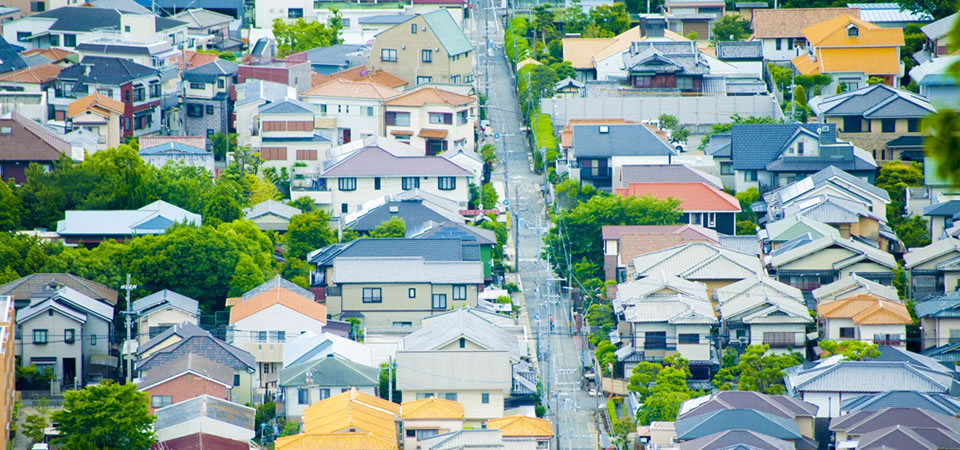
[731,123,833,170]
[138,321,209,356]
[619,164,719,187]
[675,409,803,441]
[241,274,315,301]
[924,200,960,217]
[0,273,118,305]
[572,124,676,158]
[916,292,960,318]
[137,353,234,390]
[183,60,239,83]
[60,56,157,86]
[137,333,256,371]
[346,199,453,233]
[358,14,414,24]
[678,430,793,450]
[132,289,200,316]
[33,7,186,32]
[411,221,496,246]
[716,41,763,60]
[703,132,731,157]
[809,84,936,119]
[300,43,368,66]
[887,135,924,148]
[308,238,465,265]
[623,41,709,75]
[85,0,150,13]
[764,154,875,173]
[0,36,27,74]
[841,391,960,417]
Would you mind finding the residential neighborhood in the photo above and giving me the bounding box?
[0,0,957,448]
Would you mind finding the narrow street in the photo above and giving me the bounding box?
[473,2,601,447]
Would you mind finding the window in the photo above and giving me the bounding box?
[744,170,758,182]
[482,393,490,404]
[206,105,214,115]
[234,374,240,386]
[296,150,318,161]
[338,177,357,191]
[417,76,433,85]
[186,103,204,117]
[342,18,350,27]
[261,147,287,161]
[457,110,468,125]
[298,388,309,404]
[364,106,374,117]
[432,294,447,309]
[16,31,30,42]
[402,177,420,190]
[873,333,901,346]
[949,329,960,343]
[720,162,733,175]
[422,49,432,63]
[318,104,327,116]
[318,388,330,400]
[393,321,413,327]
[374,177,381,190]
[908,118,920,132]
[411,23,417,34]
[63,33,76,47]
[30,1,44,12]
[363,287,382,303]
[0,127,9,135]
[453,285,467,300]
[843,116,862,133]
[644,331,666,349]
[451,75,461,84]
[258,331,267,342]
[48,34,59,47]
[678,333,699,344]
[787,38,794,50]
[152,395,173,408]
[288,7,303,18]
[459,337,466,348]
[418,429,439,440]
[277,331,286,342]
[408,288,416,298]
[406,429,416,438]
[381,49,397,62]
[677,77,694,91]
[438,177,456,190]
[65,329,75,344]
[33,329,48,344]
[847,25,859,37]
[386,112,410,126]
[775,38,782,50]
[416,393,435,400]
[217,78,225,89]
[149,82,161,98]
[706,212,716,228]
[190,82,205,90]
[839,327,855,339]
[763,332,796,347]
[124,25,131,32]
[341,203,349,213]
[796,140,805,155]
[90,333,97,346]
[429,112,452,124]
[881,119,896,132]
[263,363,270,374]
[691,213,702,226]
[443,393,457,401]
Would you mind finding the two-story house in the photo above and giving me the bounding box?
[278,353,380,422]
[182,60,238,138]
[717,274,812,352]
[809,84,935,164]
[750,8,858,62]
[138,353,233,412]
[299,78,401,145]
[15,286,114,392]
[401,397,466,449]
[632,242,763,299]
[909,55,960,109]
[622,41,710,92]
[769,235,897,293]
[0,110,73,183]
[904,238,960,301]
[368,9,473,87]
[818,293,911,346]
[55,56,162,137]
[921,12,958,58]
[0,64,61,122]
[383,86,476,155]
[3,7,189,52]
[293,140,471,216]
[791,15,905,90]
[916,291,960,358]
[131,289,200,346]
[762,166,890,224]
[255,99,331,171]
[66,92,123,151]
[170,9,242,52]
[602,225,719,284]
[569,123,677,190]
[615,182,741,235]
[776,194,900,253]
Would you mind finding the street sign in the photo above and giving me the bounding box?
[494,132,501,140]
[535,313,540,321]
[502,199,509,206]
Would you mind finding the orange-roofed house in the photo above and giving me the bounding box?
[383,86,476,155]
[486,415,554,448]
[791,15,905,90]
[0,64,61,121]
[329,65,409,90]
[301,78,402,144]
[67,93,124,151]
[227,275,327,390]
[275,431,397,450]
[301,387,401,442]
[817,294,911,347]
[401,397,465,448]
[616,182,741,235]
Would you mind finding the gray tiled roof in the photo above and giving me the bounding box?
[34,7,185,32]
[346,199,460,233]
[321,146,472,178]
[137,353,233,390]
[0,37,27,74]
[278,353,379,387]
[922,12,958,40]
[572,124,676,158]
[618,164,721,188]
[915,291,960,318]
[59,56,157,87]
[0,273,117,305]
[300,43,368,66]
[132,289,199,317]
[402,307,521,360]
[138,321,209,355]
[259,98,313,114]
[678,430,793,450]
[809,84,936,119]
[623,41,709,75]
[923,200,960,216]
[137,334,256,371]
[411,221,496,245]
[675,409,803,440]
[183,60,239,83]
[241,274,315,301]
[244,199,301,221]
[715,41,763,60]
[841,391,960,416]
[731,123,831,170]
[703,132,731,157]
[309,238,466,265]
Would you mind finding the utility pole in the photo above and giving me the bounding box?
[388,356,394,402]
[121,274,137,383]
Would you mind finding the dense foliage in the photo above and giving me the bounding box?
[51,381,156,449]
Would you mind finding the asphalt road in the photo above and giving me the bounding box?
[472,4,601,448]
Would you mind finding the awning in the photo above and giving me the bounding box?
[390,129,413,136]
[89,353,119,367]
[419,128,448,139]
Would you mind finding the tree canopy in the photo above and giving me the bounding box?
[272,14,343,57]
[588,3,629,36]
[711,14,751,41]
[285,210,338,260]
[819,340,881,361]
[712,345,802,394]
[51,381,156,449]
[368,217,406,238]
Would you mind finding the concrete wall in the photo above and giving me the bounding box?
[541,94,782,129]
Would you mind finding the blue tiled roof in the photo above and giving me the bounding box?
[731,123,829,170]
[0,36,27,74]
[309,238,465,265]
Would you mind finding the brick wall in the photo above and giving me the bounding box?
[144,373,231,413]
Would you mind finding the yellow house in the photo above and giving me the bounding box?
[792,15,904,89]
[67,93,123,151]
[275,387,403,449]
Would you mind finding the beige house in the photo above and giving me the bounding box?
[299,78,402,145]
[904,238,960,301]
[769,236,897,293]
[632,242,763,300]
[66,93,123,151]
[368,9,473,87]
[717,275,812,353]
[401,397,465,448]
[384,87,477,155]
[131,290,200,346]
[486,416,554,449]
[916,292,960,352]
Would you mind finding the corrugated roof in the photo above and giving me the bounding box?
[421,9,473,56]
[486,415,554,438]
[752,8,859,39]
[922,12,958,40]
[384,86,474,106]
[848,3,932,23]
[229,285,326,324]
[278,353,379,387]
[812,274,899,303]
[616,182,740,212]
[401,397,465,420]
[633,242,762,281]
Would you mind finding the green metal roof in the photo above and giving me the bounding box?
[278,354,380,388]
[422,9,473,56]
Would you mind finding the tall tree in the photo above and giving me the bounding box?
[229,253,266,297]
[203,182,244,227]
[711,14,751,41]
[272,17,343,57]
[0,180,22,231]
[562,0,589,34]
[588,3,629,36]
[285,210,337,260]
[51,381,156,449]
[819,340,881,361]
[532,4,557,44]
[897,0,957,20]
[712,345,802,394]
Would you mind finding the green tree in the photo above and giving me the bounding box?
[532,4,557,44]
[229,253,266,297]
[768,63,793,93]
[562,0,589,34]
[875,161,923,227]
[712,345,801,394]
[272,17,343,57]
[368,217,406,238]
[286,211,337,260]
[635,360,701,425]
[611,419,634,450]
[549,61,576,81]
[51,380,156,449]
[589,3,629,36]
[867,76,886,85]
[23,414,47,443]
[684,31,698,40]
[735,187,760,223]
[819,339,881,361]
[211,132,237,161]
[203,182,244,227]
[0,180,22,231]
[481,183,499,210]
[895,215,931,248]
[657,114,679,131]
[793,74,833,96]
[711,14,751,41]
[288,196,316,213]
[669,127,690,146]
[582,23,614,38]
[794,85,807,108]
[897,0,956,20]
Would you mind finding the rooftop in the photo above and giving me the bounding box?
[486,415,554,438]
[384,86,474,107]
[278,353,379,388]
[616,182,741,212]
[420,9,473,56]
[320,145,472,178]
[572,124,676,158]
[401,397,465,420]
[137,353,233,391]
[131,289,199,317]
[817,293,911,324]
[302,78,401,99]
[809,83,936,119]
[751,7,859,39]
[55,200,202,236]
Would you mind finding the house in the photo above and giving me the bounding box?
[410,221,496,282]
[561,22,693,82]
[811,274,899,304]
[0,64,61,122]
[622,41,711,92]
[909,55,960,108]
[678,391,818,440]
[15,286,115,392]
[2,7,189,52]
[137,353,233,412]
[849,3,932,28]
[779,194,899,253]
[139,141,215,173]
[56,200,202,245]
[343,190,465,236]
[396,307,522,426]
[485,416,554,449]
[841,390,960,416]
[0,110,72,183]
[674,409,815,448]
[66,93,123,151]
[829,407,960,447]
[383,86,476,155]
[54,56,163,137]
[922,200,960,241]
[182,60,238,138]
[602,225,719,283]
[762,166,890,223]
[279,353,380,421]
[170,9,241,52]
[769,235,897,292]
[299,78,402,145]
[762,215,841,253]
[254,98,331,171]
[614,274,717,376]
[616,182,741,235]
[632,242,763,298]
[73,40,179,82]
[0,273,117,309]
[785,346,960,417]
[904,238,960,300]
[750,8,858,62]
[791,15,905,89]
[227,275,327,391]
[286,44,369,75]
[277,387,401,449]
[281,329,372,367]
[233,79,295,148]
[0,36,26,74]
[570,123,677,189]
[0,296,12,450]
[131,289,199,346]
[137,322,258,405]
[714,41,764,80]
[153,395,255,449]
[292,140,472,216]
[808,84,935,164]
[921,12,958,57]
[613,163,722,192]
[676,430,794,450]
[664,0,724,37]
[729,123,876,194]
[237,60,312,94]
[401,397,465,449]
[244,199,302,232]
[817,293,911,346]
[367,9,473,87]
[916,291,960,358]
[717,275,812,351]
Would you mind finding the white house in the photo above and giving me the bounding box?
[3,7,190,52]
[817,294,910,347]
[717,274,812,352]
[254,99,332,171]
[383,87,476,155]
[131,289,200,346]
[299,78,402,146]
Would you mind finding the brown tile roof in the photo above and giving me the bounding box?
[228,286,327,324]
[385,86,475,107]
[171,51,220,71]
[486,416,554,438]
[0,272,118,305]
[0,64,62,84]
[67,93,124,118]
[818,293,911,325]
[560,119,637,147]
[752,8,860,39]
[311,72,332,87]
[21,47,76,63]
[0,112,71,162]
[333,65,408,89]
[139,136,207,150]
[418,128,448,139]
[301,78,402,99]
